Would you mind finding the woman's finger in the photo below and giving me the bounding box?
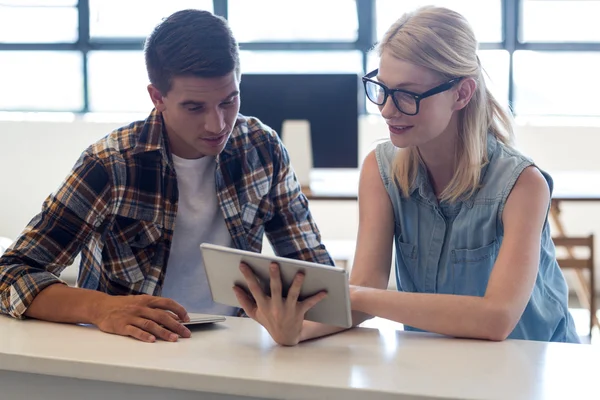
[300,291,328,315]
[239,263,268,308]
[269,262,283,302]
[286,271,305,306]
[233,286,258,319]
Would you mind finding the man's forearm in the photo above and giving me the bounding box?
[24,283,109,325]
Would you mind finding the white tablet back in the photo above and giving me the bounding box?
[200,243,352,328]
[182,313,226,326]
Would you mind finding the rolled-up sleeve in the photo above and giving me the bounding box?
[0,151,112,318]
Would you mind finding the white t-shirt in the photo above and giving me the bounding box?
[161,154,237,316]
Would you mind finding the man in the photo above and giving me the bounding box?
[0,9,333,343]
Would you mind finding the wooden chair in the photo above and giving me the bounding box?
[553,235,596,336]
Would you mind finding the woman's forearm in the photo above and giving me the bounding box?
[299,310,372,342]
[352,287,514,341]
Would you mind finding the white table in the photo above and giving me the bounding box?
[0,315,597,400]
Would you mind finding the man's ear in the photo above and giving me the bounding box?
[147,84,167,112]
[453,77,477,111]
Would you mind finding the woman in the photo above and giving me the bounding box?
[234,6,579,345]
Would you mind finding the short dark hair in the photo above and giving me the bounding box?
[144,9,240,95]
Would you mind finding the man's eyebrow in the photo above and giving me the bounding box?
[223,90,240,100]
[179,90,240,107]
[180,100,204,107]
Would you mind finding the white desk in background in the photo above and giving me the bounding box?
[304,169,600,328]
[303,169,600,243]
[304,169,600,205]
[0,315,597,400]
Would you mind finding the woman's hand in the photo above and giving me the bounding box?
[233,262,327,346]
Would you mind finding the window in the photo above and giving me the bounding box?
[89,0,213,39]
[478,50,510,107]
[228,0,358,42]
[0,51,83,111]
[375,0,502,43]
[86,50,364,113]
[513,51,600,116]
[87,51,153,113]
[1,0,599,118]
[0,1,78,43]
[1,0,76,4]
[240,51,363,74]
[521,0,600,42]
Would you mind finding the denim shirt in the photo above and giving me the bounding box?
[375,135,579,343]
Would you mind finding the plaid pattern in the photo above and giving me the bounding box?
[0,109,333,318]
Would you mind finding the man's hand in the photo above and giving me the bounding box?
[92,294,192,343]
[233,262,327,346]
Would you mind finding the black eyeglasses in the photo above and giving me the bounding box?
[362,69,462,116]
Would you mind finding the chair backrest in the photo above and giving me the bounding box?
[553,235,595,270]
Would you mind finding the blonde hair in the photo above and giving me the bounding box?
[378,6,515,202]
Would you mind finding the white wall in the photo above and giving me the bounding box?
[1,115,600,289]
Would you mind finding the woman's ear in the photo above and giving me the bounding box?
[453,77,477,111]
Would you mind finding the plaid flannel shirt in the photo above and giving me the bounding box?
[0,109,333,318]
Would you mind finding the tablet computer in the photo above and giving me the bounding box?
[200,243,352,328]
[182,313,226,326]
